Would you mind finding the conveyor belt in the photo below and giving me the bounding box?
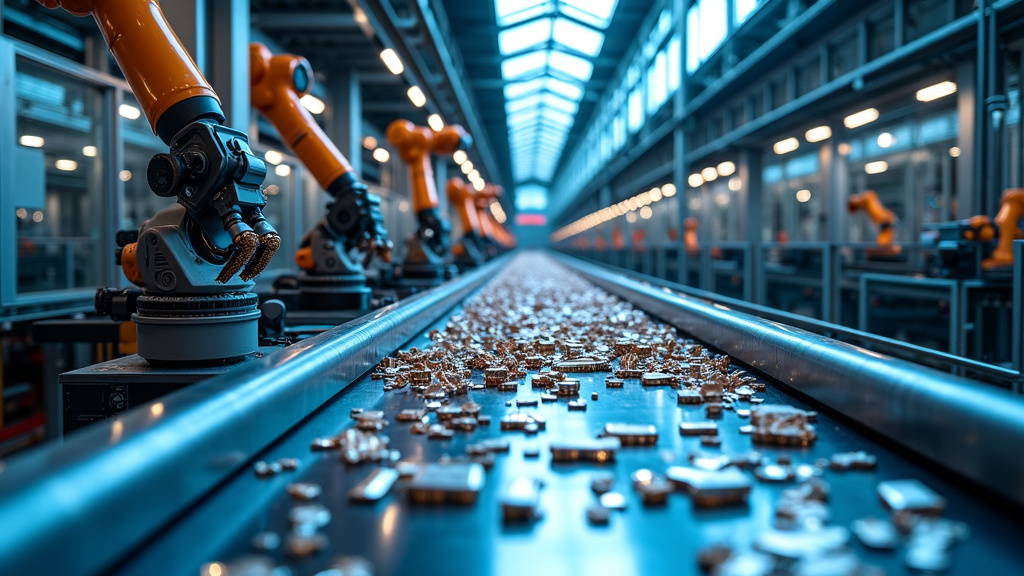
[2,252,1024,576]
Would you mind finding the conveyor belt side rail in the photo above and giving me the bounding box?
[556,253,1024,509]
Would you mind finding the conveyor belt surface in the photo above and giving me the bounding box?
[117,253,1022,576]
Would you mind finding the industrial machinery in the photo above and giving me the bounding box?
[477,183,515,253]
[848,190,901,258]
[930,188,1024,277]
[386,119,470,285]
[250,43,391,311]
[446,178,487,270]
[42,0,280,365]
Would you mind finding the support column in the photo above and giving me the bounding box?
[327,69,363,178]
[957,60,978,218]
[206,0,250,131]
[826,125,848,243]
[738,148,762,243]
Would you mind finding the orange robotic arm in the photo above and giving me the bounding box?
[446,178,481,236]
[848,190,897,247]
[250,43,391,269]
[684,217,699,256]
[38,0,279,288]
[983,189,1024,269]
[387,120,470,258]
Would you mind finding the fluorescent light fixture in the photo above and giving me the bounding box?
[461,161,475,175]
[844,108,879,129]
[649,187,663,202]
[838,142,852,156]
[949,147,961,158]
[773,137,799,155]
[625,211,637,223]
[55,159,78,171]
[805,125,832,142]
[407,86,427,108]
[453,150,468,164]
[796,189,811,203]
[468,169,480,180]
[688,173,704,188]
[82,145,97,157]
[473,179,485,191]
[701,167,718,182]
[877,132,894,148]
[380,49,404,75]
[373,148,390,162]
[728,177,742,191]
[119,103,141,120]
[639,206,653,220]
[662,183,677,197]
[363,136,377,150]
[264,150,284,165]
[865,160,888,174]
[716,161,736,177]
[427,114,444,131]
[300,94,325,114]
[119,170,132,181]
[275,164,291,177]
[19,135,44,148]
[916,81,957,102]
[32,210,44,223]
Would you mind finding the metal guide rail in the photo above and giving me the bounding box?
[2,252,1024,576]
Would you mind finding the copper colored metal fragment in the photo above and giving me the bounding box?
[665,465,752,507]
[407,463,486,505]
[586,505,611,525]
[349,467,399,503]
[750,405,817,447]
[568,399,587,411]
[641,372,677,386]
[500,412,546,431]
[677,389,702,404]
[501,477,543,522]
[602,423,658,446]
[605,377,624,388]
[877,479,946,514]
[830,451,877,471]
[287,482,322,501]
[550,437,621,462]
[397,409,426,422]
[553,358,611,372]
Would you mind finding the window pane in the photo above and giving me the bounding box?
[560,0,618,27]
[628,88,643,132]
[698,0,727,61]
[549,50,593,82]
[501,50,547,79]
[736,0,759,24]
[686,5,700,73]
[504,78,544,99]
[544,77,584,100]
[667,35,681,91]
[14,58,104,295]
[495,0,550,26]
[539,92,579,113]
[506,93,543,114]
[552,18,604,56]
[498,19,553,55]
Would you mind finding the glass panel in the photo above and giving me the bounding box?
[506,93,543,114]
[544,77,584,101]
[686,5,701,73]
[539,107,574,125]
[667,35,681,92]
[627,88,643,133]
[504,78,544,99]
[121,93,173,231]
[698,0,727,61]
[14,58,104,295]
[515,184,548,211]
[560,0,618,27]
[495,0,550,26]
[736,0,759,24]
[552,18,604,56]
[549,50,593,82]
[647,50,668,112]
[501,50,547,79]
[539,92,579,113]
[498,18,553,55]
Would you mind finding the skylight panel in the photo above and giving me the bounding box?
[495,0,550,26]
[539,92,579,114]
[504,78,544,99]
[549,50,593,82]
[559,0,617,28]
[506,93,543,114]
[539,107,574,126]
[552,18,604,56]
[543,77,584,101]
[501,50,547,79]
[498,19,553,55]
[507,110,541,127]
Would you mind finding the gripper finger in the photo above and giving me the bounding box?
[240,232,281,281]
[216,230,260,283]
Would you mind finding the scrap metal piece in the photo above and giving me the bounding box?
[501,412,546,431]
[665,465,752,507]
[568,399,587,411]
[599,492,627,510]
[754,463,796,483]
[679,421,718,436]
[586,505,611,525]
[397,409,426,422]
[853,517,899,550]
[603,423,659,446]
[753,526,850,559]
[605,377,624,388]
[554,358,611,372]
[407,463,486,505]
[349,467,399,503]
[641,372,677,386]
[501,477,543,522]
[830,451,877,471]
[750,405,817,447]
[677,389,703,404]
[638,478,671,506]
[550,437,621,462]
[287,482,322,501]
[254,460,281,477]
[285,532,327,558]
[288,503,331,528]
[591,473,615,494]
[557,379,581,396]
[877,479,947,514]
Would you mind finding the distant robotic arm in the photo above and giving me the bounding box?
[848,190,897,248]
[386,120,470,261]
[982,189,1024,269]
[249,43,391,273]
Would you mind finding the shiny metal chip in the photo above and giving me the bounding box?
[349,467,399,503]
[550,437,620,462]
[603,423,658,446]
[407,463,486,505]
